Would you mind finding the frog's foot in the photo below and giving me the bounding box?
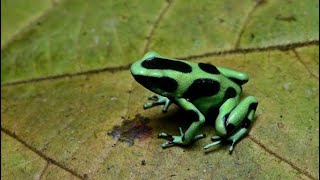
[203,135,236,153]
[158,127,206,148]
[228,141,236,153]
[143,95,171,112]
[203,135,223,150]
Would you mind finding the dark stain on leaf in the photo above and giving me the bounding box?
[256,0,267,6]
[250,33,255,40]
[108,114,153,145]
[141,160,146,166]
[275,14,297,22]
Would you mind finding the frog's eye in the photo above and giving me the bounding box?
[141,57,192,73]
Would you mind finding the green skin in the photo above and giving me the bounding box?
[130,51,258,152]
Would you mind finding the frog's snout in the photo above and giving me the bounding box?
[130,61,139,75]
[130,60,147,76]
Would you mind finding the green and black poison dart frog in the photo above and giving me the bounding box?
[130,51,258,152]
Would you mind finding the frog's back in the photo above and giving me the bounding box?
[179,61,242,115]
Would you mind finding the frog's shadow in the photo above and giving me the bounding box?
[153,107,216,129]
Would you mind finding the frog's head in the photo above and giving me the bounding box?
[130,51,162,77]
[130,51,181,96]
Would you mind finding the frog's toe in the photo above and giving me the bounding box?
[158,132,173,140]
[143,102,151,109]
[203,140,222,150]
[211,135,222,141]
[162,100,170,112]
[193,134,206,141]
[229,142,235,153]
[143,102,159,109]
[147,95,158,100]
[203,135,225,150]
[161,141,175,148]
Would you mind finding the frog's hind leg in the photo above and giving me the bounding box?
[203,95,239,150]
[204,96,258,152]
[217,67,249,85]
[158,98,207,148]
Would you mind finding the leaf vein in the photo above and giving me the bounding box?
[233,0,265,49]
[292,49,319,79]
[1,40,318,87]
[248,135,317,180]
[1,127,85,180]
[143,0,174,53]
[1,1,64,51]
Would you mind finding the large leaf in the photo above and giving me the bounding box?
[1,0,319,179]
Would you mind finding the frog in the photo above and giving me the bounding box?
[130,51,258,152]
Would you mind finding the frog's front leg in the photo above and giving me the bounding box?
[159,98,206,148]
[204,96,258,152]
[143,95,171,112]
